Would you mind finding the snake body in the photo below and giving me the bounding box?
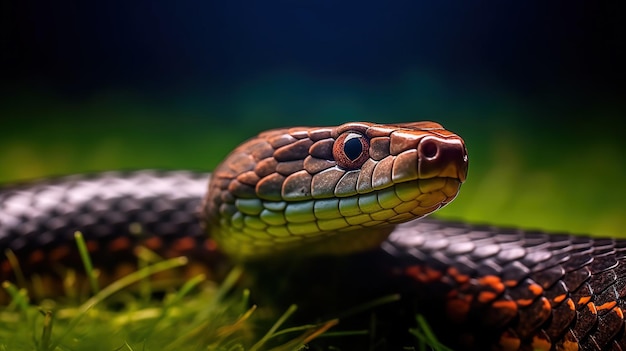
[0,121,624,350]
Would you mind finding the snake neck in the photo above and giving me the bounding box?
[300,225,395,257]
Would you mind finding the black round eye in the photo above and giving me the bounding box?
[333,132,370,170]
[344,136,364,160]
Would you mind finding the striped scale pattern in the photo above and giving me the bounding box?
[0,171,228,291]
[203,122,466,259]
[383,219,626,350]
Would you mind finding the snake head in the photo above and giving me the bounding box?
[203,121,468,259]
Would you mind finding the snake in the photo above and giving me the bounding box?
[0,121,624,350]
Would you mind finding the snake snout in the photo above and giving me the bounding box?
[417,135,468,182]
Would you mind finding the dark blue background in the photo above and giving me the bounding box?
[4,2,624,101]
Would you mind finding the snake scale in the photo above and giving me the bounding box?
[1,121,625,350]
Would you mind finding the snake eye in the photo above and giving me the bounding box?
[333,132,370,170]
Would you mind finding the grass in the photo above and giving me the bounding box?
[409,316,454,351]
[0,233,449,351]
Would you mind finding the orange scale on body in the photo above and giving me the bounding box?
[498,330,521,351]
[28,249,45,264]
[532,333,552,351]
[404,265,443,283]
[478,275,505,294]
[49,245,71,261]
[577,295,592,306]
[108,236,132,252]
[447,266,470,284]
[595,300,617,312]
[613,306,624,319]
[446,295,473,324]
[142,236,163,251]
[171,237,197,253]
[528,283,544,296]
[553,293,567,304]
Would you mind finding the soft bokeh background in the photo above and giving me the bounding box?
[1,1,625,236]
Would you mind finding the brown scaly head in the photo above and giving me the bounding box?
[202,121,468,260]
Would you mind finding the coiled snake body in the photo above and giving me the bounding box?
[1,121,624,350]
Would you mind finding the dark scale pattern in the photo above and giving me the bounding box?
[0,171,228,286]
[385,219,626,350]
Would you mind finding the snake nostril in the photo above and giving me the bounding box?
[420,139,438,159]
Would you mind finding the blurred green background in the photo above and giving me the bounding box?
[1,1,624,237]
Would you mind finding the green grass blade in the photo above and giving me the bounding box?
[249,304,298,351]
[74,231,100,295]
[38,309,53,351]
[2,281,29,313]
